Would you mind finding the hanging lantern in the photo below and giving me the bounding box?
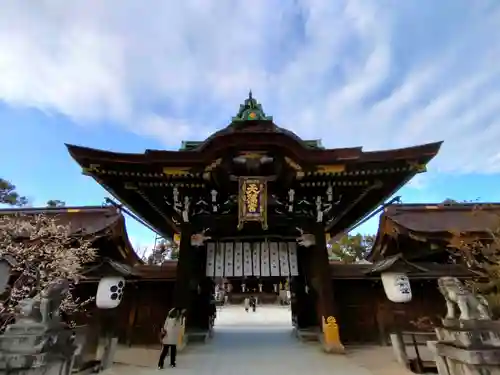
[96,276,126,309]
[381,272,412,303]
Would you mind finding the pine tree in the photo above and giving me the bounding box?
[0,178,28,207]
[328,233,375,263]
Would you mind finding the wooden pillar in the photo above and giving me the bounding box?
[310,226,345,354]
[173,225,194,311]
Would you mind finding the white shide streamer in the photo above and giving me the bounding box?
[206,242,216,277]
[224,242,234,277]
[288,242,299,276]
[269,242,280,277]
[234,242,243,277]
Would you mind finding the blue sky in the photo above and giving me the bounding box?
[1,1,500,253]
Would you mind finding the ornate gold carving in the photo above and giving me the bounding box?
[238,177,268,230]
[245,183,260,213]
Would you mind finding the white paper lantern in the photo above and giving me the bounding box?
[381,272,412,303]
[96,276,125,309]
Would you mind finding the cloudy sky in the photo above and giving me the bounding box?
[1,0,499,252]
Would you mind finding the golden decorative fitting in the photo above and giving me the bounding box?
[124,182,137,190]
[284,157,303,171]
[408,161,427,173]
[82,163,101,175]
[163,167,191,176]
[204,158,222,172]
[316,164,345,174]
[240,152,265,159]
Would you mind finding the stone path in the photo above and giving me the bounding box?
[104,305,380,375]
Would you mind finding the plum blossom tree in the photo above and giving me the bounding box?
[447,204,500,317]
[0,213,97,328]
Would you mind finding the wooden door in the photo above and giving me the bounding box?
[335,281,380,344]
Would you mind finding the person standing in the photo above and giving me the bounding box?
[209,299,217,327]
[158,308,181,369]
[244,296,250,312]
[250,295,256,312]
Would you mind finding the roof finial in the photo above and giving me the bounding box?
[231,91,273,122]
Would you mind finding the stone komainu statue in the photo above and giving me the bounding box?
[17,279,70,325]
[437,276,492,320]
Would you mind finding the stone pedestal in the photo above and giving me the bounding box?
[100,337,118,371]
[389,333,408,366]
[428,319,500,375]
[0,320,78,375]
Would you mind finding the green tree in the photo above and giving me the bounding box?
[46,200,66,207]
[0,178,28,206]
[169,242,179,260]
[329,233,375,263]
[144,238,179,265]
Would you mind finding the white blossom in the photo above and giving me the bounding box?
[0,213,97,328]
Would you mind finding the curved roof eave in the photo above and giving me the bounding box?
[66,139,443,166]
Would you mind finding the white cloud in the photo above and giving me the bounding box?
[0,0,499,169]
[405,174,430,191]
